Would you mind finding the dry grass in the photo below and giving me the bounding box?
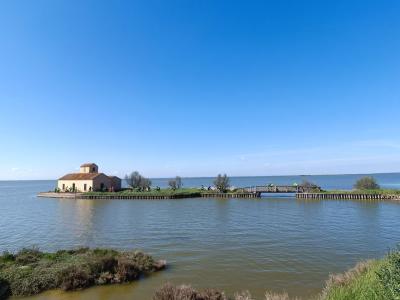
[153,283,227,300]
[321,260,371,298]
[153,284,299,300]
[234,291,254,300]
[264,291,292,300]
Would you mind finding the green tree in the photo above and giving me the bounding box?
[213,174,230,193]
[354,176,380,190]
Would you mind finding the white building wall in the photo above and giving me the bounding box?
[58,180,93,192]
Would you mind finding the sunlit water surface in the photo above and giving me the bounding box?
[1,175,399,299]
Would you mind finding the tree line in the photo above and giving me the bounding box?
[125,172,231,192]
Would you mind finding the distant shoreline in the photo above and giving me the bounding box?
[3,171,400,182]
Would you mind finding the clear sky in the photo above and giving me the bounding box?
[1,0,400,180]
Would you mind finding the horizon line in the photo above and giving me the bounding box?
[1,170,399,182]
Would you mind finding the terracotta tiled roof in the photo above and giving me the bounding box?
[58,173,102,180]
[80,163,97,167]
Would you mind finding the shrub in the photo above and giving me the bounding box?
[0,248,164,297]
[115,259,140,282]
[124,251,155,273]
[301,180,316,188]
[88,255,118,274]
[354,176,380,190]
[15,248,42,265]
[58,266,92,291]
[376,249,400,299]
[213,174,230,193]
[300,180,321,192]
[0,251,15,263]
[168,177,182,190]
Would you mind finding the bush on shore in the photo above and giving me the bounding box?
[0,248,165,298]
[320,247,400,300]
[214,174,230,193]
[354,176,380,190]
[168,176,183,190]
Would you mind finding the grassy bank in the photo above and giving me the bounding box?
[322,248,400,300]
[86,188,203,197]
[153,248,400,300]
[0,247,165,298]
[85,188,250,198]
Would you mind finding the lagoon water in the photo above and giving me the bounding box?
[1,174,400,299]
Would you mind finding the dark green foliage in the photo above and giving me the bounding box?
[376,248,400,300]
[0,248,164,297]
[0,252,14,263]
[0,278,10,300]
[354,176,380,190]
[213,174,230,193]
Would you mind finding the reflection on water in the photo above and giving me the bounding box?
[1,179,400,299]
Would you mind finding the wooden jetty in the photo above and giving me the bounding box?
[296,193,400,201]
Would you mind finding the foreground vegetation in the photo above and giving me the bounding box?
[153,247,400,300]
[354,176,380,190]
[0,248,165,299]
[322,247,400,300]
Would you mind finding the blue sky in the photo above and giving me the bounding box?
[1,0,400,180]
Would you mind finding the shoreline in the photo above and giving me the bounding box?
[38,191,400,201]
[37,191,260,199]
[0,248,166,299]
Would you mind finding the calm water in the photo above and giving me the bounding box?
[1,174,400,299]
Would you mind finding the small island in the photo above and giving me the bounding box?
[38,165,400,202]
[0,247,166,299]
